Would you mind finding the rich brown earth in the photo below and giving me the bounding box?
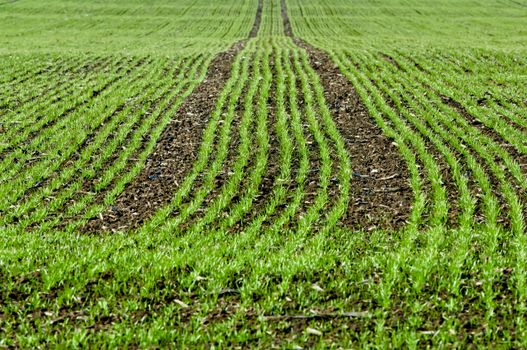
[281,0,294,37]
[282,0,412,229]
[84,42,245,232]
[302,45,412,229]
[88,0,413,233]
[249,0,263,38]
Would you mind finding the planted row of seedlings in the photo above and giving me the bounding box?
[1,54,212,234]
[0,56,150,211]
[0,0,260,56]
[3,0,527,346]
[328,47,527,340]
[0,55,102,118]
[0,56,122,156]
[124,36,352,246]
[65,34,364,342]
[0,54,74,95]
[0,56,142,184]
[390,50,527,328]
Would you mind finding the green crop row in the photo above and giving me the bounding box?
[285,0,527,51]
[0,0,258,56]
[2,0,527,347]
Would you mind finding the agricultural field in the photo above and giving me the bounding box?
[1,0,526,347]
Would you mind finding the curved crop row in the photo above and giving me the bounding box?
[0,56,145,186]
[128,36,356,257]
[2,55,213,235]
[0,55,96,118]
[0,57,154,213]
[0,56,122,150]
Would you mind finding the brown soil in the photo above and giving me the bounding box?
[281,0,294,37]
[85,0,266,233]
[280,1,412,229]
[300,44,413,229]
[249,0,263,38]
[26,62,186,231]
[86,0,413,233]
[85,42,246,232]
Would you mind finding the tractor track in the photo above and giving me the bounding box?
[86,1,263,232]
[281,0,413,229]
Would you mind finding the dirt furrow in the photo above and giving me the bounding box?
[305,46,412,229]
[281,0,412,230]
[87,0,264,232]
[86,44,245,232]
[249,0,263,38]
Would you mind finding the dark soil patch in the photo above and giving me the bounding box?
[85,42,246,233]
[85,0,265,232]
[301,44,413,229]
[281,0,294,37]
[249,0,263,38]
[280,0,412,229]
[35,62,184,232]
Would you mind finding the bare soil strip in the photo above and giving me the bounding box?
[281,0,412,229]
[89,0,412,232]
[304,45,412,229]
[249,0,263,38]
[281,0,294,37]
[87,1,264,232]
[86,43,245,232]
[41,62,189,231]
